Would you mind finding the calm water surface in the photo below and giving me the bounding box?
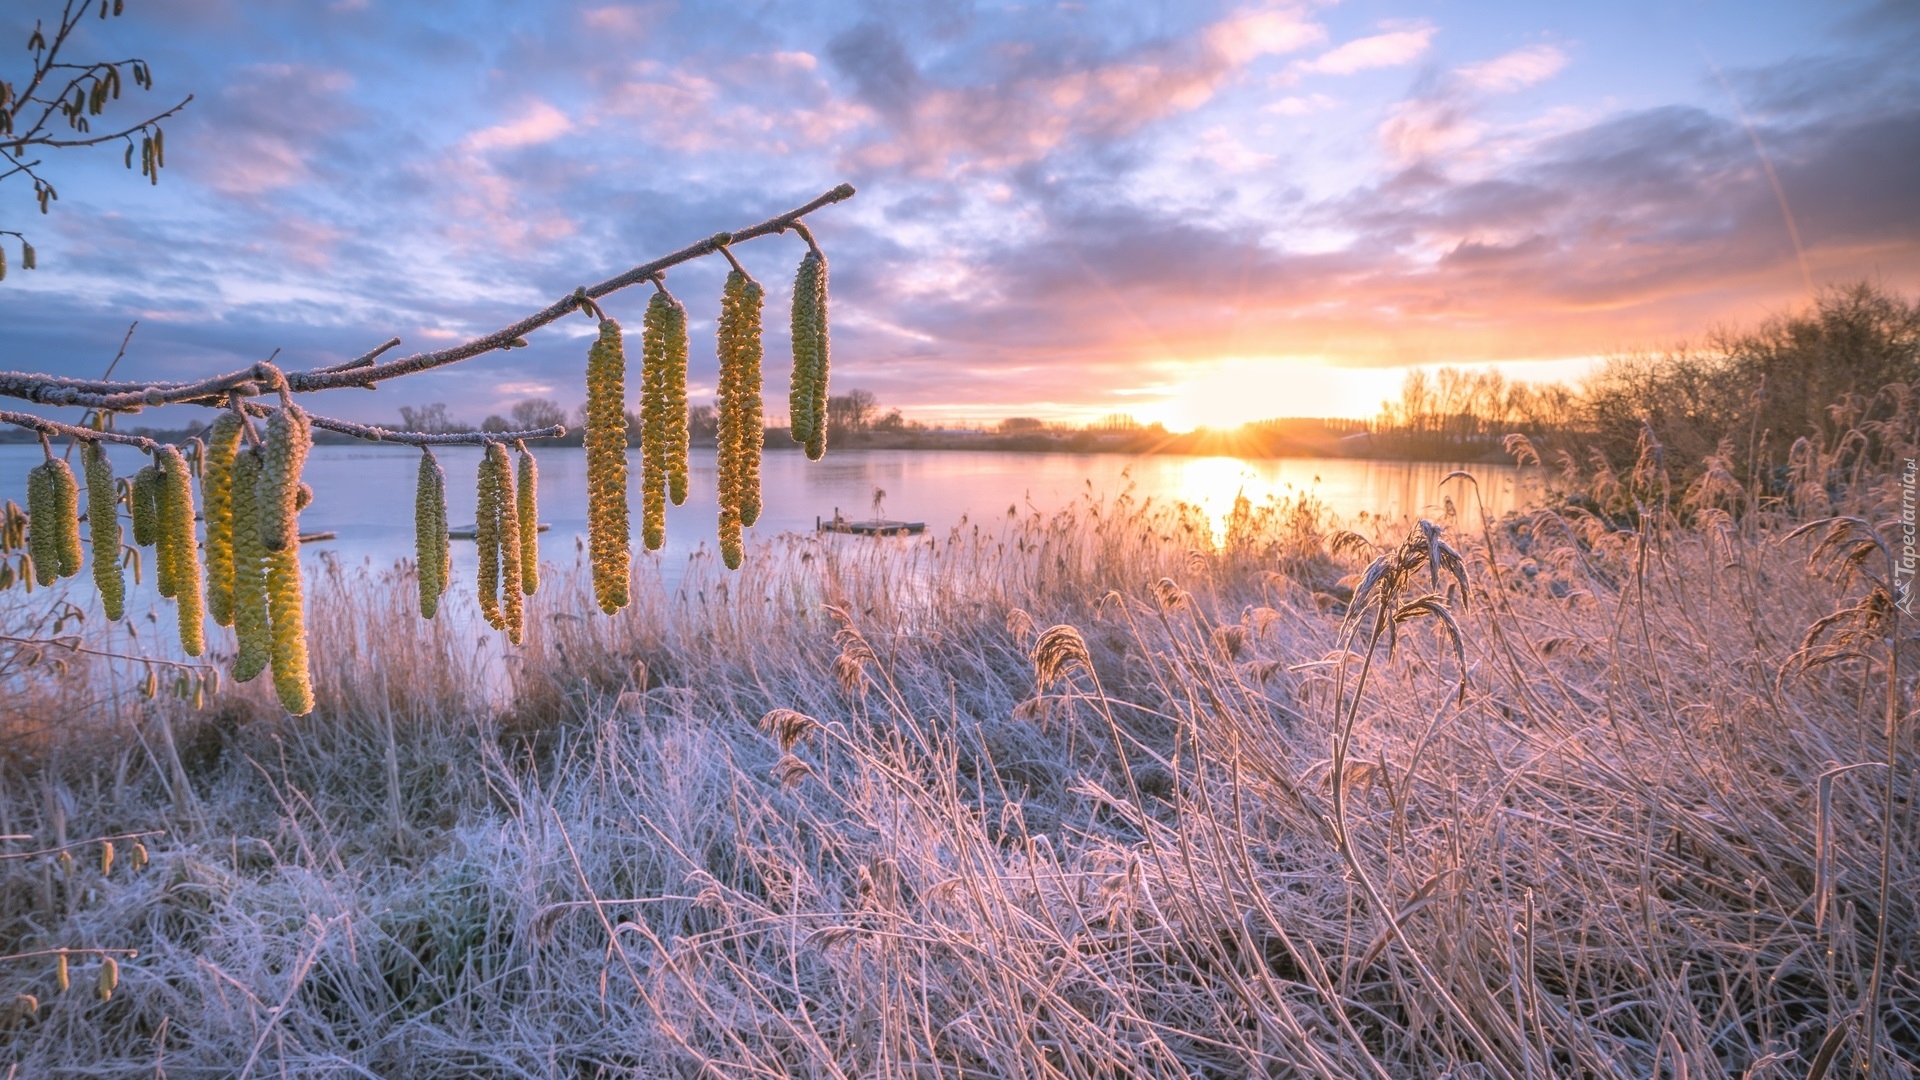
[0,442,1539,666]
[0,443,1538,571]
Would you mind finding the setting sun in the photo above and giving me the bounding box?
[1140,358,1405,430]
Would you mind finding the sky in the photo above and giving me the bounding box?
[3,0,1917,432]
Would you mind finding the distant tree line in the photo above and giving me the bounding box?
[1369,282,1920,481]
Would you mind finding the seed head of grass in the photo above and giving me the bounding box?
[1031,623,1091,690]
[758,708,820,753]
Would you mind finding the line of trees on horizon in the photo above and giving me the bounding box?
[1367,282,1920,484]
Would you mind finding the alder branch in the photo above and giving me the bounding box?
[0,94,190,154]
[311,422,566,447]
[239,402,566,447]
[316,336,402,374]
[0,634,212,671]
[0,183,857,423]
[281,182,857,392]
[0,361,272,410]
[0,408,159,449]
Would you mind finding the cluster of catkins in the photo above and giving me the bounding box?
[640,287,690,552]
[21,405,317,714]
[21,443,130,621]
[715,268,766,570]
[208,407,315,715]
[411,442,540,642]
[13,236,836,707]
[583,246,832,575]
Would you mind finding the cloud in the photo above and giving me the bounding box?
[832,5,1324,176]
[1297,22,1435,75]
[1456,44,1568,93]
[458,102,575,153]
[183,64,356,197]
[1263,92,1337,116]
[1202,8,1327,67]
[1377,44,1571,164]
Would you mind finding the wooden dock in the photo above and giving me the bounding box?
[818,514,925,536]
[448,523,553,540]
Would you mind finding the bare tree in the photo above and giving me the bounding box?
[512,397,567,431]
[1,0,191,278]
[398,402,462,434]
[827,389,877,436]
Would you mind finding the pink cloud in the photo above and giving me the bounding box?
[1298,23,1436,75]
[848,6,1325,176]
[1456,44,1568,93]
[188,64,354,196]
[1202,8,1326,67]
[458,102,575,154]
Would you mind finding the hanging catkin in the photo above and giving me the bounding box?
[25,463,52,586]
[662,292,690,507]
[475,446,503,629]
[474,444,525,642]
[155,445,205,657]
[230,447,270,683]
[789,248,830,460]
[202,414,243,627]
[26,457,81,585]
[516,444,539,596]
[129,464,160,547]
[260,403,312,552]
[640,290,680,551]
[716,268,765,568]
[415,449,449,619]
[267,534,312,714]
[82,442,125,620]
[585,318,631,614]
[493,443,524,643]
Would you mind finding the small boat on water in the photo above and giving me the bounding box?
[448,523,553,540]
[818,510,924,536]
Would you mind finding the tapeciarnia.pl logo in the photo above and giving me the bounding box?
[1900,457,1917,615]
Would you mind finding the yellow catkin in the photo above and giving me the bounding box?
[640,291,675,551]
[201,414,243,627]
[25,465,49,584]
[100,840,114,876]
[96,956,117,1002]
[492,443,525,644]
[662,292,690,506]
[55,953,68,993]
[516,445,539,596]
[26,459,79,586]
[83,442,126,620]
[260,404,312,553]
[155,445,205,656]
[475,447,503,629]
[716,268,765,566]
[151,454,182,601]
[267,536,312,714]
[230,448,271,683]
[129,464,160,547]
[415,449,448,619]
[584,318,631,614]
[789,249,830,460]
[48,459,82,579]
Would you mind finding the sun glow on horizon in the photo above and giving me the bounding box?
[1130,354,1610,434]
[1137,358,1407,432]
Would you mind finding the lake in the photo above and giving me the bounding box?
[0,443,1539,574]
